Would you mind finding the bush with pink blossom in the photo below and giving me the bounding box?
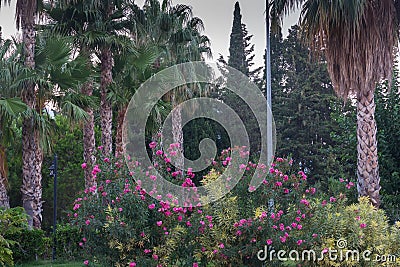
[69,145,400,267]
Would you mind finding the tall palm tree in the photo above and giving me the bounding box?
[0,34,30,209]
[111,43,161,158]
[270,0,399,207]
[138,0,211,173]
[5,33,89,227]
[1,0,42,227]
[44,0,99,188]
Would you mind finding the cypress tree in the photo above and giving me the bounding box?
[228,2,247,75]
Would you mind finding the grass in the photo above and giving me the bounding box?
[16,260,82,267]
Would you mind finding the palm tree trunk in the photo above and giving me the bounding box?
[171,94,184,175]
[357,90,380,207]
[0,174,9,208]
[81,81,96,188]
[33,130,43,228]
[20,6,40,228]
[0,146,10,209]
[115,105,127,158]
[21,116,36,228]
[100,47,113,155]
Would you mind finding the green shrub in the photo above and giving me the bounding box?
[69,144,400,267]
[6,228,51,264]
[54,224,84,261]
[0,207,29,266]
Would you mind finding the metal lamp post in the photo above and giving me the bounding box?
[266,0,275,214]
[49,154,58,261]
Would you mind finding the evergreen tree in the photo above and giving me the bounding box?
[271,25,339,183]
[228,2,247,75]
[214,1,263,155]
[242,24,263,83]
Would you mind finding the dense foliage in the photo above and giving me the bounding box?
[70,148,399,266]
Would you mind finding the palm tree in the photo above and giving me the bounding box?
[270,0,399,207]
[1,0,42,227]
[111,42,161,158]
[44,0,99,188]
[0,98,28,209]
[0,34,30,209]
[138,0,211,173]
[6,33,89,227]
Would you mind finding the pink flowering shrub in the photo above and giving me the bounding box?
[69,145,399,266]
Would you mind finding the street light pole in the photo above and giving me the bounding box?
[266,0,273,163]
[266,0,275,213]
[49,154,58,261]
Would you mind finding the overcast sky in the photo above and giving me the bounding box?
[0,0,300,68]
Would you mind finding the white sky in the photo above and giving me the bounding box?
[0,0,300,68]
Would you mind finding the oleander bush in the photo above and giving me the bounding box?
[69,144,400,267]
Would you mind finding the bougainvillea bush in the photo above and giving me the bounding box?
[70,144,400,267]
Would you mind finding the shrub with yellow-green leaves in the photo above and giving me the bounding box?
[306,197,400,267]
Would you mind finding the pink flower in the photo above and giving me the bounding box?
[360,223,367,229]
[283,188,289,194]
[297,224,302,230]
[81,163,87,169]
[85,220,90,225]
[105,179,111,184]
[148,204,155,210]
[149,141,157,149]
[321,200,327,207]
[83,260,89,265]
[193,263,199,267]
[156,150,163,156]
[300,199,310,206]
[152,254,159,260]
[279,236,286,243]
[104,157,110,163]
[295,217,301,222]
[144,249,152,254]
[266,239,272,245]
[177,215,183,221]
[82,237,87,242]
[330,197,337,202]
[186,221,192,227]
[156,221,163,226]
[312,234,318,238]
[339,178,344,182]
[79,242,83,247]
[275,181,282,187]
[219,243,225,249]
[297,239,303,246]
[239,164,247,169]
[129,263,137,267]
